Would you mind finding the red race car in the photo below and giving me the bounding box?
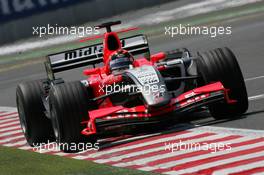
[16,21,248,152]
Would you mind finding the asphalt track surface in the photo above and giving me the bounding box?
[0,10,263,130]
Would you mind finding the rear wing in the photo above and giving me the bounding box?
[45,34,150,80]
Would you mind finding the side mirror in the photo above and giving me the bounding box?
[83,68,100,76]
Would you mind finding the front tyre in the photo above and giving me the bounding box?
[197,47,248,119]
[49,81,97,153]
[16,80,54,146]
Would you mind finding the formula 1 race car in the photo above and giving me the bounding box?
[16,21,248,152]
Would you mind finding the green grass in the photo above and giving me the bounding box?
[0,146,158,175]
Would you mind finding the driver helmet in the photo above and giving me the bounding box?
[109,49,134,73]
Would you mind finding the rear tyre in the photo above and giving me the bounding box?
[16,80,54,146]
[49,81,97,153]
[197,47,248,119]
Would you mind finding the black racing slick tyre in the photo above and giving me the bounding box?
[197,47,248,119]
[49,81,97,153]
[16,80,54,147]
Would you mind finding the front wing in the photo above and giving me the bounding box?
[81,82,235,136]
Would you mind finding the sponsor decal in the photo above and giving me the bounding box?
[64,39,125,60]
[65,45,103,60]
[131,66,160,85]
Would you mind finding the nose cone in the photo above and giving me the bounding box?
[142,86,171,111]
[125,65,172,110]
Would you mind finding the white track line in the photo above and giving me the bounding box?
[18,145,32,150]
[0,121,20,128]
[0,135,25,144]
[245,75,264,81]
[191,126,264,136]
[212,160,264,175]
[99,133,162,147]
[249,94,264,101]
[244,75,264,101]
[0,107,17,112]
[74,155,88,160]
[0,117,19,124]
[141,141,264,172]
[34,149,58,154]
[87,131,204,158]
[0,125,21,132]
[134,0,262,26]
[3,140,27,147]
[52,152,69,156]
[0,0,261,56]
[253,172,264,175]
[116,136,253,168]
[95,134,223,164]
[0,114,18,120]
[165,151,264,175]
[0,112,17,116]
[0,130,22,137]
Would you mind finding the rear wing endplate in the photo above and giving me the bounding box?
[45,34,150,80]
